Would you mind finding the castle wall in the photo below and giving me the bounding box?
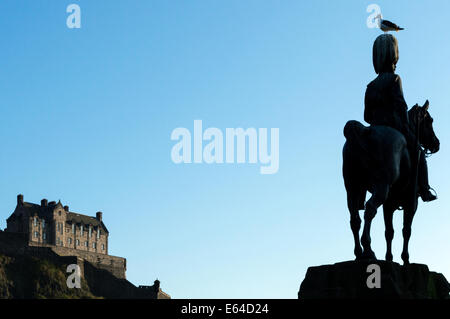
[50,245,125,279]
[29,215,49,245]
[0,230,82,273]
[0,230,28,255]
[64,223,108,254]
[0,231,126,279]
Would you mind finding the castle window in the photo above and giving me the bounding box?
[85,241,88,247]
[42,220,45,228]
[58,211,61,216]
[97,229,100,239]
[72,224,75,234]
[34,231,38,238]
[92,242,96,249]
[43,233,46,240]
[102,244,105,251]
[76,239,80,246]
[89,226,92,238]
[33,217,37,227]
[57,222,63,234]
[68,237,72,245]
[80,225,84,236]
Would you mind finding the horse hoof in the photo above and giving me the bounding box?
[362,250,377,260]
[354,248,363,260]
[401,252,409,265]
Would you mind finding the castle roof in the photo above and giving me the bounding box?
[67,212,103,228]
[9,200,109,233]
[18,202,54,217]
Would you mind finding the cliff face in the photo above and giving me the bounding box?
[0,253,97,299]
[0,253,163,299]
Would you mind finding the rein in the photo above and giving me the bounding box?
[410,108,434,157]
[412,110,421,201]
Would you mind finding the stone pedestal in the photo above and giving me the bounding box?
[298,260,450,299]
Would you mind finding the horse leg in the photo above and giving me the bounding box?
[361,183,389,259]
[383,203,395,262]
[347,192,363,259]
[401,206,416,265]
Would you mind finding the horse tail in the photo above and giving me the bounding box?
[343,120,372,158]
[344,120,366,141]
[343,120,369,211]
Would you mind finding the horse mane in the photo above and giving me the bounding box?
[408,105,420,133]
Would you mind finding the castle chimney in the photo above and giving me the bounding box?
[17,194,24,206]
[64,205,69,212]
[96,212,103,222]
[41,199,48,207]
[154,279,160,291]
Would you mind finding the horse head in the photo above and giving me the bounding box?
[409,100,440,154]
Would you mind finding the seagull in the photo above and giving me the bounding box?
[375,14,404,32]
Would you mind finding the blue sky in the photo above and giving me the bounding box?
[0,1,449,298]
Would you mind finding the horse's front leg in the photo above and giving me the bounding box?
[361,184,389,259]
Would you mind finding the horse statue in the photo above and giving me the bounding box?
[342,100,440,264]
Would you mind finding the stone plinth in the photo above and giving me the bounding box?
[299,260,450,299]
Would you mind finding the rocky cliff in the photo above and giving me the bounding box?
[0,253,163,299]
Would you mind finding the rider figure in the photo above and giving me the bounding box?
[364,34,436,202]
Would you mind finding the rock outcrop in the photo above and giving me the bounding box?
[0,252,167,299]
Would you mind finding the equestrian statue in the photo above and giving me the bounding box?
[342,34,440,264]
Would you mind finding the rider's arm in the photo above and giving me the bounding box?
[364,86,374,125]
[392,75,409,124]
